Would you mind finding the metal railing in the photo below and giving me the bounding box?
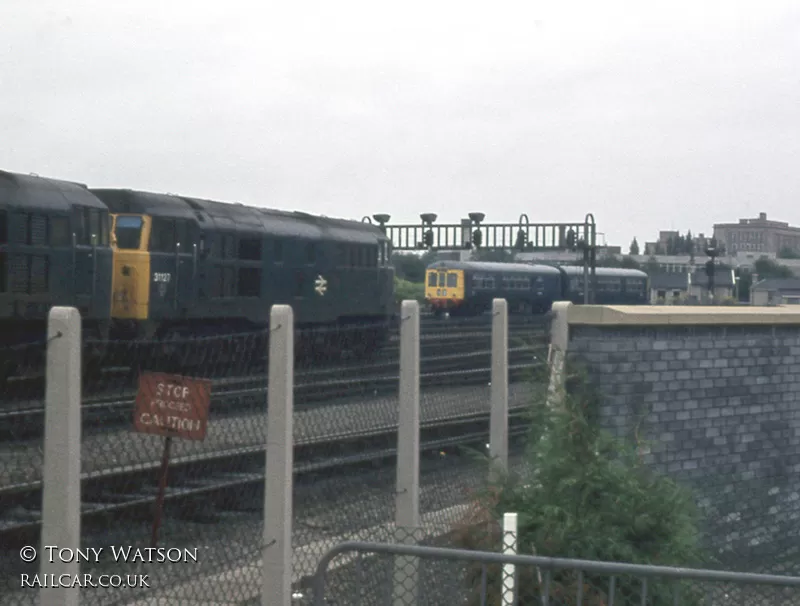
[311,541,800,605]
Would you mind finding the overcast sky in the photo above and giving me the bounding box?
[2,1,799,249]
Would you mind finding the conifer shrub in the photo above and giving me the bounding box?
[451,366,711,605]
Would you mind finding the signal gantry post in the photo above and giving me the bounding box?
[364,212,599,303]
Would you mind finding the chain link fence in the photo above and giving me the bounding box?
[311,536,800,605]
[1,310,550,605]
[291,315,552,601]
[1,339,48,606]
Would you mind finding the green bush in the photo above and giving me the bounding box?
[452,368,709,605]
[394,276,425,306]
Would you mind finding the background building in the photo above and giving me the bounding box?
[750,278,800,305]
[713,212,800,256]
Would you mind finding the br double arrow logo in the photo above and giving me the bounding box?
[314,275,328,296]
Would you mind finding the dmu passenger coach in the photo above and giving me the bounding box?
[425,260,649,316]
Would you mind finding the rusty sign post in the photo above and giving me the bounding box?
[132,372,212,548]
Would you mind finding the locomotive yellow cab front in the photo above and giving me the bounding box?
[110,214,152,322]
[424,268,464,315]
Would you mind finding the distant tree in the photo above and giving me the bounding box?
[596,255,641,270]
[420,249,439,267]
[629,238,640,256]
[643,255,661,275]
[471,248,516,263]
[753,257,795,279]
[736,269,752,302]
[686,230,695,261]
[391,253,427,283]
[778,247,800,259]
[620,256,642,269]
[597,255,621,268]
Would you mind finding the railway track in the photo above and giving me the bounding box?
[0,352,543,442]
[0,320,549,422]
[0,313,550,386]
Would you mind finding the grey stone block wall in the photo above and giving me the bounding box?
[568,324,800,572]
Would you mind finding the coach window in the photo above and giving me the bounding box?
[306,242,316,265]
[427,272,437,287]
[273,239,284,263]
[0,210,6,244]
[337,244,347,267]
[447,273,458,288]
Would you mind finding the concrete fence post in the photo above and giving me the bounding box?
[392,300,421,606]
[489,298,509,484]
[262,305,294,606]
[501,512,519,606]
[547,301,572,409]
[40,307,82,606]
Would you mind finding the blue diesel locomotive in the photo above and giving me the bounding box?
[0,170,395,378]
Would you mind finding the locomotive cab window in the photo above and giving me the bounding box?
[446,273,458,287]
[427,272,437,287]
[72,207,90,245]
[114,216,144,250]
[150,218,176,253]
[438,272,446,287]
[89,210,101,246]
[98,212,110,246]
[175,220,188,252]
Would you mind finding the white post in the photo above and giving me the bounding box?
[392,300,421,606]
[502,512,518,606]
[489,298,509,484]
[40,307,82,606]
[262,305,294,606]
[546,301,572,409]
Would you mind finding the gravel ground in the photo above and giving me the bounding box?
[0,382,535,488]
[0,448,527,606]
